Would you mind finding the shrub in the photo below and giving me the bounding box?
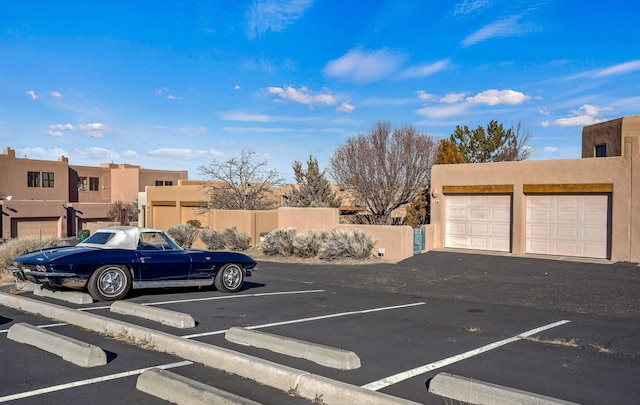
[293,229,327,258]
[260,228,296,256]
[167,223,199,248]
[222,226,251,251]
[199,228,225,250]
[0,237,65,283]
[186,219,202,228]
[318,229,376,261]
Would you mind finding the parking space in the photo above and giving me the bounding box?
[2,251,640,404]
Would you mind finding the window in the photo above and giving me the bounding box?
[42,172,54,188]
[164,181,173,186]
[155,180,173,186]
[155,180,164,186]
[89,177,100,191]
[595,144,606,157]
[27,171,40,187]
[78,177,88,191]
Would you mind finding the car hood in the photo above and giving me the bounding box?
[15,246,98,264]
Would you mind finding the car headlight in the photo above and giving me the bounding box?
[35,264,47,272]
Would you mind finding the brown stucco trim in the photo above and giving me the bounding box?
[180,201,206,207]
[151,201,177,207]
[523,183,613,194]
[442,185,513,194]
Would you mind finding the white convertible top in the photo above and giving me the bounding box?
[77,226,166,250]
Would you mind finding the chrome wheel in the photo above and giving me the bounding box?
[214,263,244,293]
[88,265,131,301]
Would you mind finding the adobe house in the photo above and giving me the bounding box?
[427,115,640,262]
[0,147,187,239]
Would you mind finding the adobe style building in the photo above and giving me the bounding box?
[427,115,640,263]
[0,147,187,239]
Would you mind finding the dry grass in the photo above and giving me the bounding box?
[465,326,482,333]
[519,335,579,347]
[590,344,613,354]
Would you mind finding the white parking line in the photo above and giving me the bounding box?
[78,289,326,311]
[0,323,67,334]
[0,360,193,402]
[362,319,571,391]
[181,302,426,339]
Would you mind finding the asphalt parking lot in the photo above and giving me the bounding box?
[1,250,639,404]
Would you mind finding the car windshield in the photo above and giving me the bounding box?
[81,232,115,245]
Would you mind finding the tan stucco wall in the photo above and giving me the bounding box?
[430,154,636,262]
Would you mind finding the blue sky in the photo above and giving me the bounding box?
[1,0,639,181]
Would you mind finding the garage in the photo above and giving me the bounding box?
[526,195,609,259]
[12,218,59,238]
[445,195,511,252]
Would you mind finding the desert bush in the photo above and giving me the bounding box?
[318,229,376,261]
[222,226,251,251]
[186,219,202,228]
[167,223,199,248]
[199,228,225,250]
[293,229,327,258]
[260,228,296,256]
[0,237,65,282]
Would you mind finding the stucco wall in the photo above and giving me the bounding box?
[430,155,635,262]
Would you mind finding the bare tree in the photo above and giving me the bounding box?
[328,121,437,225]
[106,201,137,225]
[198,150,285,210]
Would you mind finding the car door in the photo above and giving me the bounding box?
[135,231,192,282]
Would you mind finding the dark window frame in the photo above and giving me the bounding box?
[27,171,40,187]
[78,177,88,191]
[89,177,100,191]
[42,172,54,188]
[595,144,607,157]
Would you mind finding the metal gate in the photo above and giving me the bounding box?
[413,227,425,254]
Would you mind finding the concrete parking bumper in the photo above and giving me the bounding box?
[33,285,93,304]
[226,326,361,370]
[428,372,580,405]
[110,300,196,329]
[137,368,262,405]
[0,292,420,405]
[7,322,107,367]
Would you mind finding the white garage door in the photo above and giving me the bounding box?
[526,195,609,259]
[445,195,511,252]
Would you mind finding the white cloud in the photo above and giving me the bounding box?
[219,110,320,123]
[17,147,68,160]
[541,121,550,127]
[337,102,355,113]
[246,0,312,39]
[234,85,241,90]
[122,150,139,159]
[466,89,529,105]
[148,148,224,160]
[73,147,120,161]
[544,146,558,152]
[46,130,64,137]
[154,87,169,96]
[51,91,62,98]
[268,86,337,107]
[593,60,640,78]
[416,90,436,101]
[400,59,450,79]
[415,103,470,119]
[453,0,492,16]
[462,15,534,47]
[440,93,467,103]
[554,104,603,127]
[187,126,207,134]
[26,90,38,100]
[48,122,113,138]
[222,127,295,133]
[324,48,404,83]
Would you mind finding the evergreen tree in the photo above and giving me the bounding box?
[286,155,341,208]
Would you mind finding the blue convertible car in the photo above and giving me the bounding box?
[10,226,257,301]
